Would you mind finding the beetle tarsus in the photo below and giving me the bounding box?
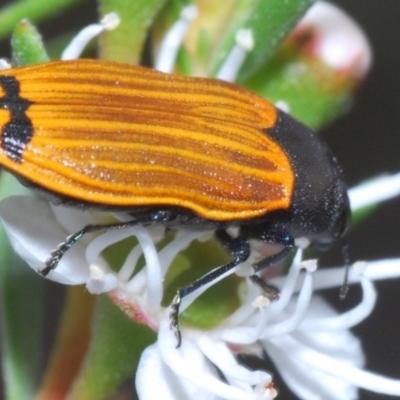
[39,228,86,276]
[43,253,62,275]
[249,274,280,301]
[170,292,182,348]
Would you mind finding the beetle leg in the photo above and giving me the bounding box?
[252,228,294,273]
[243,227,295,300]
[249,229,293,298]
[249,275,280,300]
[39,209,175,276]
[170,229,250,347]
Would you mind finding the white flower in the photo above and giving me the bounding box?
[2,175,400,399]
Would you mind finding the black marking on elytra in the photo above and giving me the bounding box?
[0,75,34,163]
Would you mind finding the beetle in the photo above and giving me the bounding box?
[0,59,350,346]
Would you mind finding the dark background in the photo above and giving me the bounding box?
[287,1,400,398]
[325,3,400,398]
[0,0,399,399]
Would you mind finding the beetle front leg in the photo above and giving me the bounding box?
[39,209,175,276]
[170,229,250,347]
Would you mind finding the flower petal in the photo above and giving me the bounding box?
[262,296,364,400]
[157,321,267,400]
[136,343,220,400]
[0,196,89,285]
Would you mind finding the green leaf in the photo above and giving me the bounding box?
[11,19,49,66]
[206,0,316,80]
[98,0,169,64]
[0,174,44,400]
[0,252,44,400]
[0,0,84,41]
[152,0,314,79]
[67,295,156,400]
[244,46,355,129]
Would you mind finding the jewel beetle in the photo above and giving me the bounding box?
[0,59,350,346]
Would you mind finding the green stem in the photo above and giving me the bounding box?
[0,0,84,40]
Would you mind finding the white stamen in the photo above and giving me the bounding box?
[216,29,255,82]
[274,100,290,113]
[118,244,143,282]
[353,260,368,275]
[134,225,163,310]
[86,264,119,294]
[0,59,11,70]
[268,249,303,316]
[275,335,400,396]
[158,231,203,274]
[224,281,263,326]
[196,231,214,242]
[252,295,271,308]
[85,227,133,269]
[61,12,120,60]
[90,264,106,280]
[221,251,308,344]
[299,275,376,331]
[83,210,163,310]
[261,271,313,338]
[125,230,202,294]
[255,384,278,399]
[361,259,400,281]
[100,12,120,30]
[146,225,166,242]
[294,237,310,249]
[236,29,255,51]
[126,262,147,293]
[221,305,270,345]
[155,5,198,73]
[349,172,400,211]
[121,225,166,291]
[293,259,400,293]
[301,259,318,272]
[198,337,271,385]
[85,226,156,296]
[110,213,163,311]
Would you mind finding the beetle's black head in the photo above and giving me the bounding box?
[264,110,351,249]
[307,176,351,249]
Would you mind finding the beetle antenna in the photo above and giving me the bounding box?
[339,239,350,300]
